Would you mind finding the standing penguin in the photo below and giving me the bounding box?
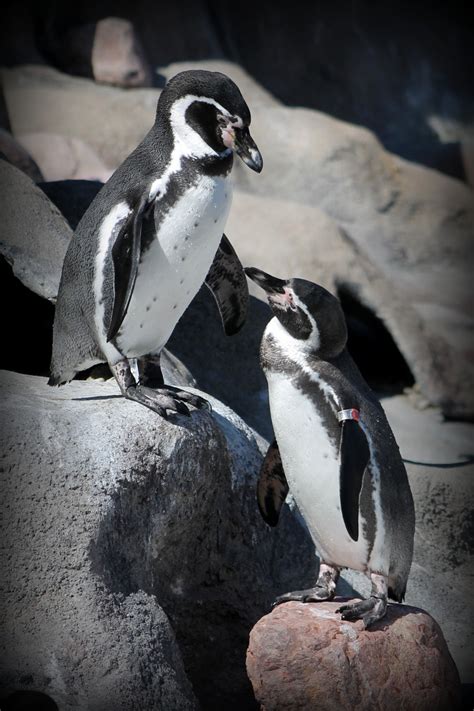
[49,70,262,417]
[245,267,415,627]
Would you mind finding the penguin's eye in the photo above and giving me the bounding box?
[217,114,228,127]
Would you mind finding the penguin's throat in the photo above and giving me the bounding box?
[268,288,297,312]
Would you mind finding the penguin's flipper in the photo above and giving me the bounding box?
[257,439,289,527]
[205,234,249,335]
[107,196,151,342]
[339,420,371,542]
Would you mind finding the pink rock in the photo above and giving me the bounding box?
[17,132,113,182]
[246,600,461,711]
[92,17,152,87]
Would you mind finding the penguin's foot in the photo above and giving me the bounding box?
[160,385,212,412]
[337,571,388,628]
[273,584,336,606]
[125,384,192,418]
[336,595,387,627]
[273,563,340,607]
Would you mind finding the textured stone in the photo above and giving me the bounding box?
[18,132,113,182]
[246,601,462,711]
[0,160,70,301]
[0,369,316,710]
[0,127,43,181]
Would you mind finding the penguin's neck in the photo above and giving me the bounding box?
[264,316,320,364]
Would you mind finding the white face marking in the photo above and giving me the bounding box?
[169,94,232,157]
[94,201,131,364]
[265,317,337,411]
[148,95,234,203]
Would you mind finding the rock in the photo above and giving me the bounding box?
[0,373,198,711]
[1,65,157,171]
[37,16,151,88]
[246,600,462,711]
[168,285,273,440]
[0,60,272,179]
[227,110,474,418]
[0,369,317,710]
[0,160,70,301]
[92,17,152,87]
[158,59,280,109]
[18,133,113,182]
[0,128,43,181]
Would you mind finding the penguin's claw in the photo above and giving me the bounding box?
[124,385,193,418]
[272,585,335,607]
[163,387,211,412]
[336,596,387,627]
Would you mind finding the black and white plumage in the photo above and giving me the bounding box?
[49,70,262,417]
[245,267,415,627]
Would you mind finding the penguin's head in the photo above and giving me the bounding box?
[157,70,263,172]
[245,267,348,358]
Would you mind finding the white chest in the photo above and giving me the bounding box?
[117,175,232,357]
[266,370,370,570]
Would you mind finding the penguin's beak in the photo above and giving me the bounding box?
[244,268,287,293]
[234,128,263,173]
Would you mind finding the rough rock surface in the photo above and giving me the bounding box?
[0,372,198,711]
[0,160,70,301]
[1,64,156,172]
[18,132,113,182]
[0,369,317,710]
[230,108,474,418]
[0,128,43,181]
[246,601,462,711]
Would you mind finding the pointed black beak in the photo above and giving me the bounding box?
[244,267,287,293]
[234,128,263,173]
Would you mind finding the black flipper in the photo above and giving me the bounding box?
[205,234,249,335]
[257,440,289,526]
[107,195,153,342]
[339,419,370,542]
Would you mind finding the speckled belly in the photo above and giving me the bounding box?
[267,370,370,570]
[117,175,232,357]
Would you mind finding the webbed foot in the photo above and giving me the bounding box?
[273,563,339,607]
[336,572,388,628]
[273,584,336,607]
[336,596,387,627]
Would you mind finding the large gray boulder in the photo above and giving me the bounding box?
[0,369,316,710]
[228,111,474,418]
[0,159,70,301]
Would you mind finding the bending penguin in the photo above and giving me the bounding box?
[49,70,263,417]
[245,267,415,627]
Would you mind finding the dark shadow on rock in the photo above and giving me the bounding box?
[88,406,317,710]
[39,180,103,230]
[338,285,415,396]
[169,287,273,440]
[0,690,58,711]
[0,256,54,377]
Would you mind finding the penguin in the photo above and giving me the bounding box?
[245,267,415,627]
[49,70,263,417]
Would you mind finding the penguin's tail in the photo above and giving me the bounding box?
[47,374,60,386]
